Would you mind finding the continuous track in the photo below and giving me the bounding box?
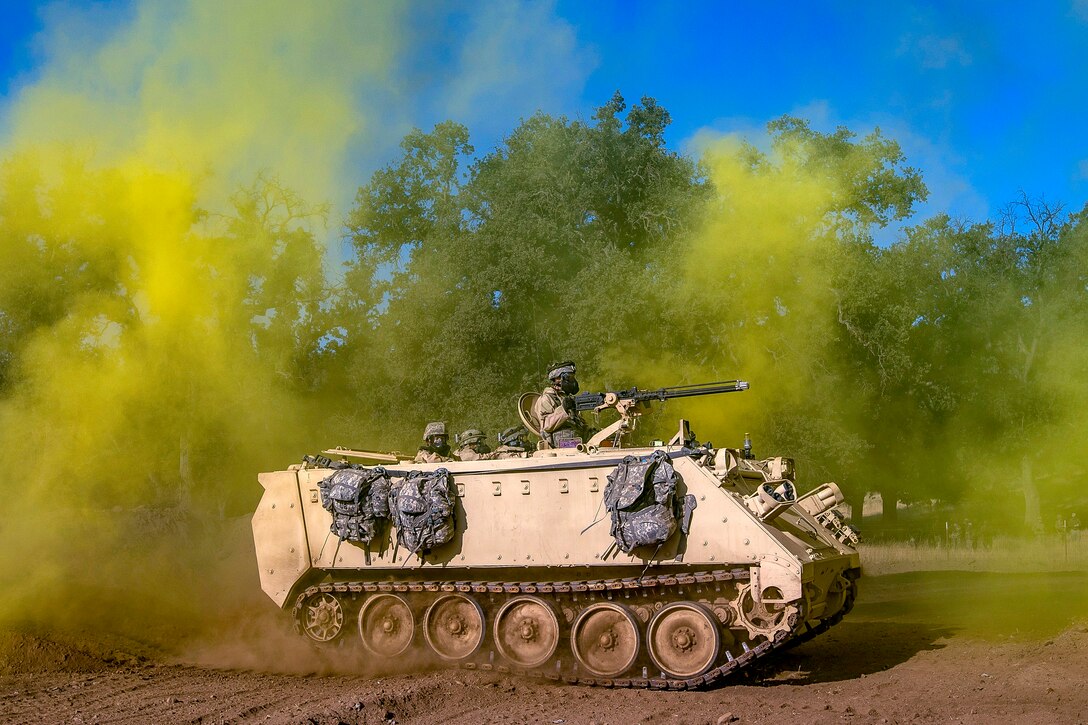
[290,567,858,690]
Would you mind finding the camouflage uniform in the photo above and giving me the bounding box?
[534,386,572,434]
[455,447,489,461]
[491,444,527,459]
[414,421,452,463]
[532,362,590,447]
[415,446,452,464]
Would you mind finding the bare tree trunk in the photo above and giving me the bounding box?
[844,488,866,524]
[1021,454,1042,534]
[881,490,899,524]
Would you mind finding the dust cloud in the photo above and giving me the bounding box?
[0,0,401,662]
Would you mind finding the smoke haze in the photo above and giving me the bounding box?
[0,0,406,646]
[0,0,1085,663]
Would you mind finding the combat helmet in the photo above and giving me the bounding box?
[423,421,447,440]
[456,428,487,446]
[498,425,530,448]
[547,360,576,381]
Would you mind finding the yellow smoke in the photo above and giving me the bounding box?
[6,1,398,209]
[608,131,851,458]
[0,1,401,642]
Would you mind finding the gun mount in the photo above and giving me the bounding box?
[520,380,749,449]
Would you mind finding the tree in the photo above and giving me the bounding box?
[945,195,1088,532]
[648,117,928,507]
[0,157,134,392]
[225,175,333,391]
[340,95,709,446]
[831,199,1088,532]
[339,121,476,445]
[830,217,984,520]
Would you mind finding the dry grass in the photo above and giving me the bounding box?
[860,535,1088,575]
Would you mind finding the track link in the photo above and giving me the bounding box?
[289,567,845,690]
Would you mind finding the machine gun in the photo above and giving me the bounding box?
[577,380,749,448]
[573,380,749,413]
[519,379,750,450]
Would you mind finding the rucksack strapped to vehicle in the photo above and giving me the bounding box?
[388,468,457,556]
[603,450,696,554]
[317,466,392,544]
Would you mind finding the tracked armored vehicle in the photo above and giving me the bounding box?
[251,382,860,689]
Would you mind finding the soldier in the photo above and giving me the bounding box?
[414,421,452,463]
[492,426,533,459]
[454,428,492,461]
[532,360,591,447]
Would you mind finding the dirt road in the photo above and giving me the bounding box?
[2,572,1086,724]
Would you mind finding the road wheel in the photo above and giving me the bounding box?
[357,594,414,657]
[646,602,720,678]
[570,602,640,678]
[424,594,485,661]
[493,596,559,669]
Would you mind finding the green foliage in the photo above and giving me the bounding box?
[1,93,1085,533]
[0,159,132,391]
[0,163,341,517]
[766,116,928,229]
[226,175,334,391]
[331,96,1086,533]
[339,94,710,447]
[830,199,1088,529]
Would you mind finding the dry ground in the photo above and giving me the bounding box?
[2,571,1086,725]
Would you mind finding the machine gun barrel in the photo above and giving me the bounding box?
[573,380,749,412]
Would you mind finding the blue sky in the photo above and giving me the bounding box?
[2,0,1086,231]
[556,0,1088,225]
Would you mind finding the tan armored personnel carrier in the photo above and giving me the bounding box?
[252,382,860,689]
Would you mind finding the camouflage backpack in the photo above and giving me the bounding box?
[603,450,696,553]
[317,466,392,544]
[388,468,457,555]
